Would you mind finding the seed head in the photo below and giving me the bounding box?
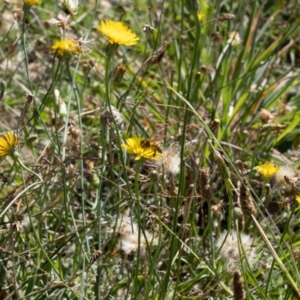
[216,230,256,272]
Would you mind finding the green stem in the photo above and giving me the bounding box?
[132,159,142,297]
[105,45,115,106]
[17,156,43,183]
[21,4,33,92]
[251,215,300,298]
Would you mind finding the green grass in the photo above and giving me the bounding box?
[1,0,300,299]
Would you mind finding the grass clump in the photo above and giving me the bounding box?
[1,0,300,299]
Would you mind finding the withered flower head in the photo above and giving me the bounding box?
[112,215,158,257]
[216,230,256,272]
[156,143,180,175]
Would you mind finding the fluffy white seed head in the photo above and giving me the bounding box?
[216,230,256,272]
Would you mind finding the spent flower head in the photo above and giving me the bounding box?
[59,0,79,15]
[255,162,300,194]
[157,143,180,175]
[271,165,298,186]
[46,14,71,31]
[111,215,158,257]
[270,165,300,195]
[51,38,80,58]
[227,31,242,46]
[216,230,256,272]
[101,105,123,131]
[97,20,139,46]
[121,137,163,160]
[0,131,18,158]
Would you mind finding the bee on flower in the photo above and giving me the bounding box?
[121,137,162,160]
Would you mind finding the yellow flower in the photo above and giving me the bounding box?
[0,131,18,157]
[254,162,280,178]
[51,39,80,58]
[97,20,139,46]
[23,0,39,5]
[121,137,162,160]
[197,12,205,21]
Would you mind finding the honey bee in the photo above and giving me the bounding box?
[140,139,163,157]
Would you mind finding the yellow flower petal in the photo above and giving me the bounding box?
[121,137,162,160]
[97,20,139,46]
[296,195,300,204]
[51,39,80,58]
[0,131,18,157]
[254,162,279,178]
[197,12,205,21]
[23,0,39,5]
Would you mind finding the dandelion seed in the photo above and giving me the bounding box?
[23,0,39,5]
[97,20,139,46]
[227,31,242,46]
[156,143,180,174]
[121,137,162,160]
[254,162,279,178]
[272,165,298,188]
[0,131,18,158]
[51,38,80,58]
[114,216,158,257]
[216,230,256,272]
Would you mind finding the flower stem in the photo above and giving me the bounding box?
[17,157,43,183]
[21,4,33,93]
[132,159,142,297]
